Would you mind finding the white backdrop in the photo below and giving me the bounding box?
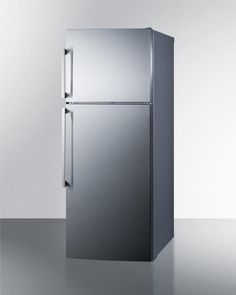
[0,1,236,218]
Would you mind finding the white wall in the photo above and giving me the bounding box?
[0,1,236,218]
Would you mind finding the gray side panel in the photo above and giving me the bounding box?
[66,104,151,261]
[65,29,152,102]
[152,31,174,259]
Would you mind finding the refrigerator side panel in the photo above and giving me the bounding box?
[65,29,152,102]
[66,104,151,261]
[152,31,174,259]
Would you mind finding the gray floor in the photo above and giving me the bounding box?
[0,219,236,295]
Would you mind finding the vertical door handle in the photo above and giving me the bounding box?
[62,107,69,187]
[62,49,73,99]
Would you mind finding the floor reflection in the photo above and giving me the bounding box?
[66,243,174,295]
[0,219,173,295]
[1,219,236,295]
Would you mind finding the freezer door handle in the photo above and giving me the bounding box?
[62,107,69,187]
[62,49,73,99]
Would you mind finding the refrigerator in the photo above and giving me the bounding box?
[62,28,174,261]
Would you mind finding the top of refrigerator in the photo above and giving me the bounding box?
[63,28,154,104]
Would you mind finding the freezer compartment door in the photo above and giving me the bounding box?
[66,104,151,261]
[65,29,152,102]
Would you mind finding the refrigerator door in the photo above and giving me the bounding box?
[65,104,151,261]
[64,29,152,102]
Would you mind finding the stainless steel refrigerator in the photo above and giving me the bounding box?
[62,28,174,261]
